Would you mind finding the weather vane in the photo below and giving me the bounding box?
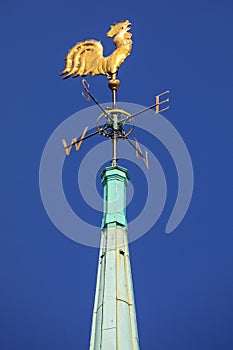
[60,20,169,168]
[59,21,170,349]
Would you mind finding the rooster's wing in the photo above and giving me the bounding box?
[60,40,106,79]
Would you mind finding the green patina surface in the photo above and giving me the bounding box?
[89,165,140,349]
[101,165,130,229]
[90,165,140,350]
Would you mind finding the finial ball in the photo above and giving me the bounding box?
[108,79,120,91]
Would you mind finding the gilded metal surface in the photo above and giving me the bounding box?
[60,20,132,80]
[108,79,120,91]
[155,90,170,113]
[61,126,88,155]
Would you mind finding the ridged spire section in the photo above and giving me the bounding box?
[89,165,140,350]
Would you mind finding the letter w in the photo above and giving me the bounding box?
[61,127,89,156]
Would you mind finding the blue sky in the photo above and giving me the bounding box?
[1,0,233,349]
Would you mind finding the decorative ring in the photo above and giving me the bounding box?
[96,108,134,139]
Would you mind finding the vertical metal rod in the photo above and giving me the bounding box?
[111,80,117,166]
[112,131,117,166]
[109,76,119,167]
[112,89,117,109]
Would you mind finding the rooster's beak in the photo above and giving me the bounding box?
[126,22,132,31]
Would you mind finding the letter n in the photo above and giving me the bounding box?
[135,138,149,169]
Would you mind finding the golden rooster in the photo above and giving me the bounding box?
[60,20,132,80]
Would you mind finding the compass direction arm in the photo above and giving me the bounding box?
[61,125,107,155]
[82,79,114,123]
[73,126,108,144]
[126,137,149,169]
[121,90,170,124]
[67,129,99,147]
[121,104,158,123]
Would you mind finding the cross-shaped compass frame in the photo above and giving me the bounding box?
[62,78,170,168]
